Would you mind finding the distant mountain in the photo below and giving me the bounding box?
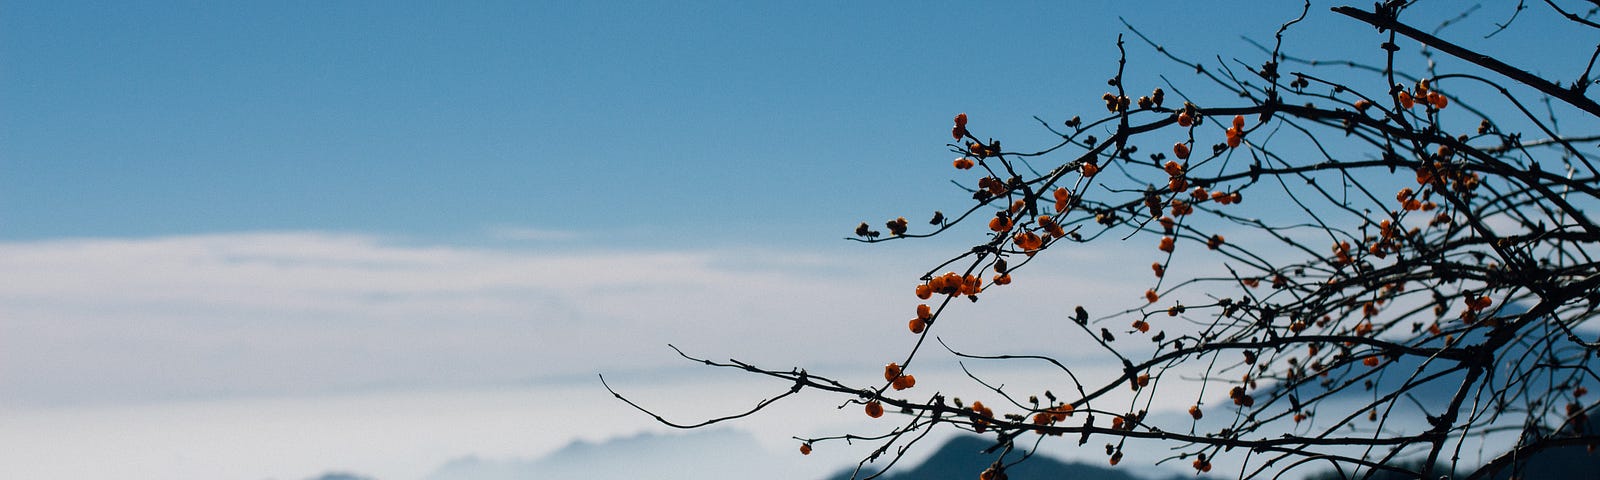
[1300,427,1600,480]
[1258,303,1536,410]
[426,429,808,480]
[305,473,376,480]
[1480,437,1600,480]
[831,429,1600,480]
[824,435,1190,480]
[1478,413,1600,480]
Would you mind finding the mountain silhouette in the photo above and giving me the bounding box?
[824,435,1189,480]
[427,429,803,480]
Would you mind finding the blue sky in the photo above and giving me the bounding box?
[4,0,1348,245]
[3,1,1597,479]
[8,0,1588,246]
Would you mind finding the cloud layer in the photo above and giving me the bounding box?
[0,230,1151,407]
[0,231,918,405]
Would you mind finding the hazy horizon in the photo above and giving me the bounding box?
[5,1,1592,478]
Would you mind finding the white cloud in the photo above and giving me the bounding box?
[0,232,891,404]
[0,230,1152,407]
[0,230,1184,479]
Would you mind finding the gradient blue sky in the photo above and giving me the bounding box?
[3,2,1595,479]
[7,2,1590,245]
[5,0,1348,246]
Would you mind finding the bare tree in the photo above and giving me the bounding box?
[606,2,1600,479]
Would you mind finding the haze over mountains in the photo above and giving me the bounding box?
[423,429,797,480]
[309,430,1196,480]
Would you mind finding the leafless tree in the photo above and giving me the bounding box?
[606,2,1600,479]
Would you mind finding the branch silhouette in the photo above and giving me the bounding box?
[610,3,1600,479]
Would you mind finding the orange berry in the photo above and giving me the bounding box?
[1053,404,1073,419]
[1427,91,1448,109]
[1168,175,1188,192]
[1164,161,1184,176]
[1039,215,1066,237]
[1228,192,1242,204]
[865,400,884,418]
[1013,231,1043,251]
[1158,236,1175,253]
[1173,142,1191,159]
[892,374,916,390]
[1232,115,1245,129]
[1081,162,1100,177]
[961,275,982,295]
[1171,199,1192,216]
[1398,90,1415,109]
[915,283,933,300]
[993,273,1012,285]
[1191,187,1208,201]
[953,157,975,169]
[884,362,902,381]
[938,272,962,295]
[1470,295,1493,311]
[1188,405,1202,419]
[916,304,932,320]
[1132,320,1150,332]
[1363,356,1380,367]
[909,318,927,334]
[1151,262,1165,277]
[1145,289,1160,303]
[1032,412,1051,425]
[978,176,1004,195]
[1177,111,1193,127]
[800,443,812,455]
[988,216,1011,232]
[954,113,968,128]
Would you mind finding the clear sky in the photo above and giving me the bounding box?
[3,0,1345,245]
[5,1,1585,243]
[2,1,1595,479]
